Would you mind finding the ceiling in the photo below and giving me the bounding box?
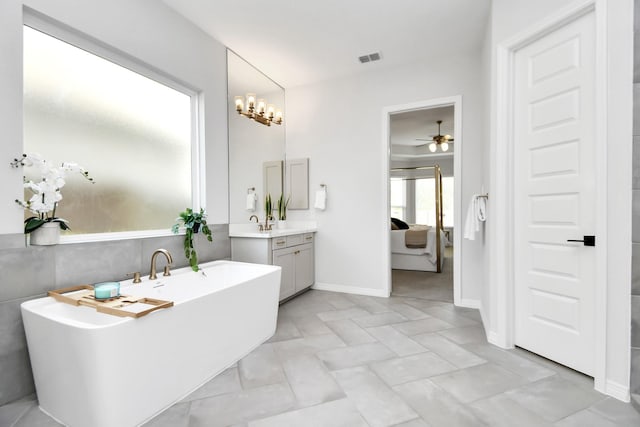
[390,106,454,161]
[162,0,491,88]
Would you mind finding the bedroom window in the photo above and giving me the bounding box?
[23,23,197,238]
[415,177,454,227]
[390,178,406,220]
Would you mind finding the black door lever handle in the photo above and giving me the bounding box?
[567,235,595,246]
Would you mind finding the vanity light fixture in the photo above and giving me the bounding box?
[234,93,283,127]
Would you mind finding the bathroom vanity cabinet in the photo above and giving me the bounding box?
[230,231,315,302]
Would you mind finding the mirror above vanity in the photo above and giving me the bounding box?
[227,50,286,223]
[227,51,317,303]
[227,50,309,223]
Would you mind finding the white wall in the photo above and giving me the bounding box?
[0,0,229,235]
[480,0,493,337]
[603,0,634,398]
[491,0,575,42]
[0,0,24,235]
[285,52,487,300]
[487,0,634,399]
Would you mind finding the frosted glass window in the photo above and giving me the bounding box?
[415,177,454,227]
[390,178,406,221]
[23,26,193,235]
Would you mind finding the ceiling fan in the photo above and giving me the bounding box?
[416,120,454,152]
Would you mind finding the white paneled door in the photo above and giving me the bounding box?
[513,10,596,376]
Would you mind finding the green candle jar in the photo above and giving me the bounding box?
[94,282,120,300]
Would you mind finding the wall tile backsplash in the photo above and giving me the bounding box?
[0,224,230,406]
[0,246,55,302]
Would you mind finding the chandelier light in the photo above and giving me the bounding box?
[234,93,283,127]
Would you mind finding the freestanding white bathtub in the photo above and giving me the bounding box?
[21,260,281,427]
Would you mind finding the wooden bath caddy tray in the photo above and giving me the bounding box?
[48,285,173,318]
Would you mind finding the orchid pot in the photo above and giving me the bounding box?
[11,153,94,245]
[29,222,61,246]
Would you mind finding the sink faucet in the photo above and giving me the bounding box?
[149,249,173,280]
[258,214,274,232]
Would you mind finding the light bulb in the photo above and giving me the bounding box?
[441,142,449,152]
[234,96,244,112]
[257,98,266,115]
[429,143,437,153]
[246,93,256,110]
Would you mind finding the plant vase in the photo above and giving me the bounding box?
[30,222,60,246]
[277,220,287,229]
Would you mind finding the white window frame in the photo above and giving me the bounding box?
[414,176,454,228]
[23,9,205,243]
[390,178,407,221]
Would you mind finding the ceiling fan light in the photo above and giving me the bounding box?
[441,142,449,152]
[429,143,437,153]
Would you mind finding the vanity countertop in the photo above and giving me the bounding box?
[229,222,317,239]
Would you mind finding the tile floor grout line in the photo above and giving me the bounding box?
[8,289,640,426]
[10,403,33,427]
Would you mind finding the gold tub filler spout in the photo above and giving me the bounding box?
[149,248,173,280]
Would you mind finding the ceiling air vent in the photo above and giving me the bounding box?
[358,52,382,64]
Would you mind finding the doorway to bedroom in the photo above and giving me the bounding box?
[386,102,459,303]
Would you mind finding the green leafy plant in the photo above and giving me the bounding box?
[172,208,213,272]
[276,194,290,221]
[265,193,272,216]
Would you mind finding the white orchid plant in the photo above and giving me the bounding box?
[10,153,94,233]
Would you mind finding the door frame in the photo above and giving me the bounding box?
[492,0,608,392]
[382,95,465,306]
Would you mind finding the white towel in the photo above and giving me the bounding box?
[464,195,487,240]
[246,193,257,211]
[314,188,326,210]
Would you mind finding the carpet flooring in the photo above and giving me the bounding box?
[392,247,454,302]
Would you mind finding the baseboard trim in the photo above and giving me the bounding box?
[479,305,487,325]
[312,282,389,298]
[604,379,630,402]
[457,298,481,309]
[487,330,512,349]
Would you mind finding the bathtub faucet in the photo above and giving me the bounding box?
[149,249,173,280]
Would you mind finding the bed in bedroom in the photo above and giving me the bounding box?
[390,226,447,272]
[390,164,447,272]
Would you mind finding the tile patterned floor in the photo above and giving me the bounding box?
[3,289,640,427]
